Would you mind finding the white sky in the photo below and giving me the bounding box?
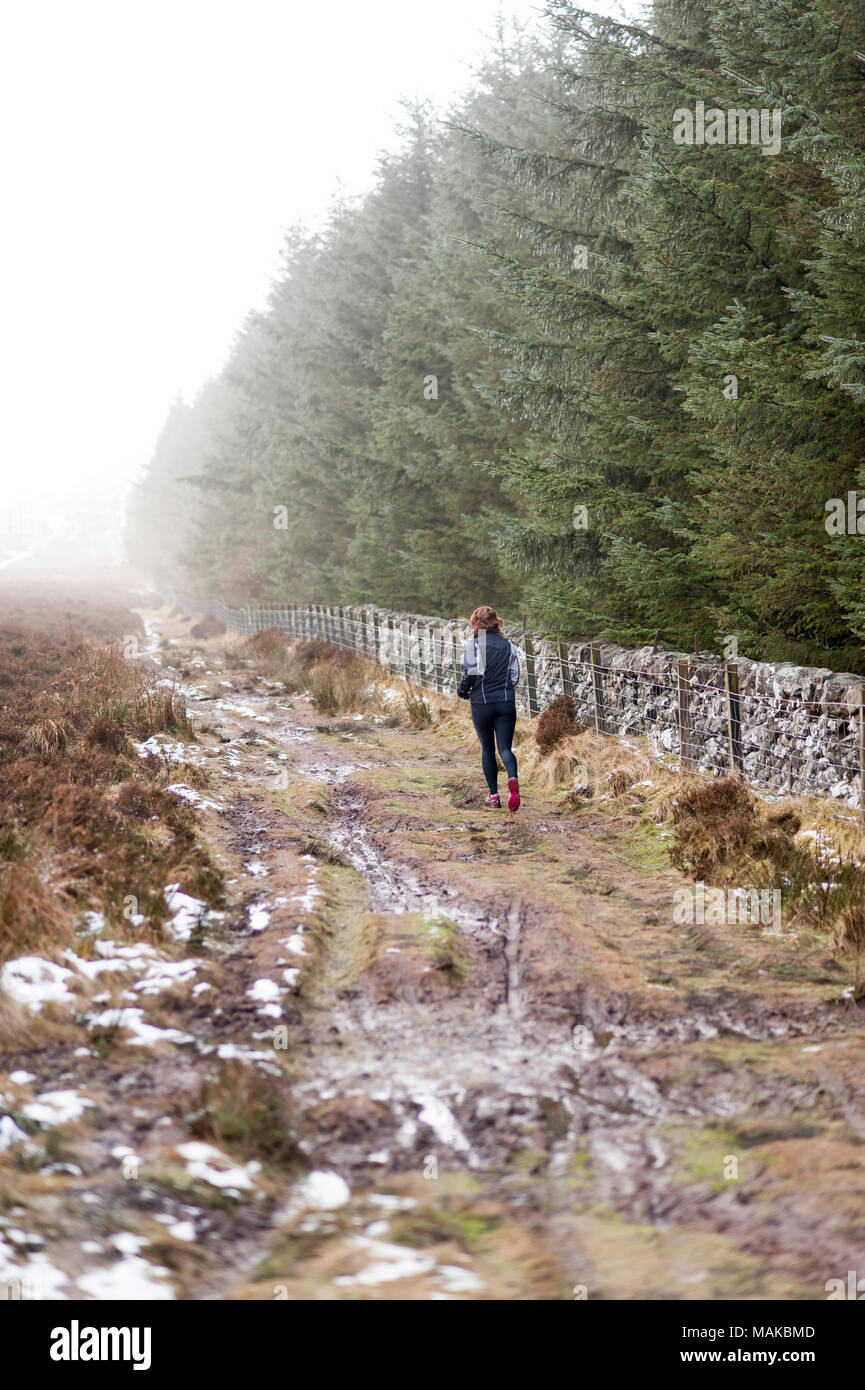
[0,0,636,518]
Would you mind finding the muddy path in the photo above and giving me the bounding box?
[2,607,864,1301]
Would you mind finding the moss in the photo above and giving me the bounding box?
[389,1205,501,1251]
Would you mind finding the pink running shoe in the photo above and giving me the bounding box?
[507,777,520,812]
[486,793,501,808]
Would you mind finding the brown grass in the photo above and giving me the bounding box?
[305,657,375,715]
[667,777,799,880]
[517,721,865,958]
[402,683,434,728]
[183,1062,300,1169]
[0,623,223,963]
[235,629,379,714]
[0,580,147,643]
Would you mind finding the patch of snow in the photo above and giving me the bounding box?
[436,1264,486,1293]
[0,1115,29,1150]
[88,1007,194,1047]
[131,959,199,996]
[80,910,107,935]
[77,1256,174,1300]
[248,978,280,1002]
[163,885,207,941]
[0,1237,70,1299]
[0,957,76,1012]
[176,1141,260,1192]
[164,783,224,812]
[248,903,271,933]
[333,1237,435,1287]
[111,1232,145,1255]
[291,1170,351,1213]
[412,1094,471,1153]
[215,1043,279,1073]
[368,1195,416,1213]
[22,1090,93,1125]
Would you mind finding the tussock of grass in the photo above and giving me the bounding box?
[72,643,194,740]
[346,911,468,994]
[297,834,351,867]
[305,657,374,715]
[423,915,469,982]
[668,777,865,958]
[519,727,658,803]
[240,628,292,665]
[0,991,53,1050]
[402,683,434,728]
[24,718,71,756]
[667,778,799,880]
[236,629,377,714]
[183,1062,300,1168]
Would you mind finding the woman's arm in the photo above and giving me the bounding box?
[508,643,520,687]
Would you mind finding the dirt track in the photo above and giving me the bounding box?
[3,605,865,1301]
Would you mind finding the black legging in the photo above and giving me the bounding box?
[471,699,518,793]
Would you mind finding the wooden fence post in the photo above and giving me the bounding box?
[677,658,693,773]
[415,621,425,686]
[432,624,443,695]
[524,634,539,718]
[400,619,410,682]
[724,660,743,777]
[385,617,395,676]
[590,641,605,735]
[557,638,573,700]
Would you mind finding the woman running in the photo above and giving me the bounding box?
[459,605,521,811]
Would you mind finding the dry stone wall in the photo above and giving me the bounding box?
[163,593,864,809]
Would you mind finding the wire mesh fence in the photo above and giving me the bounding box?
[159,592,865,817]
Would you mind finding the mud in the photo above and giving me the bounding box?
[2,607,864,1301]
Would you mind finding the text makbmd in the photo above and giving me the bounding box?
[50,1321,152,1371]
[682,1327,814,1339]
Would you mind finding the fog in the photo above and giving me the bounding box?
[0,0,635,545]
